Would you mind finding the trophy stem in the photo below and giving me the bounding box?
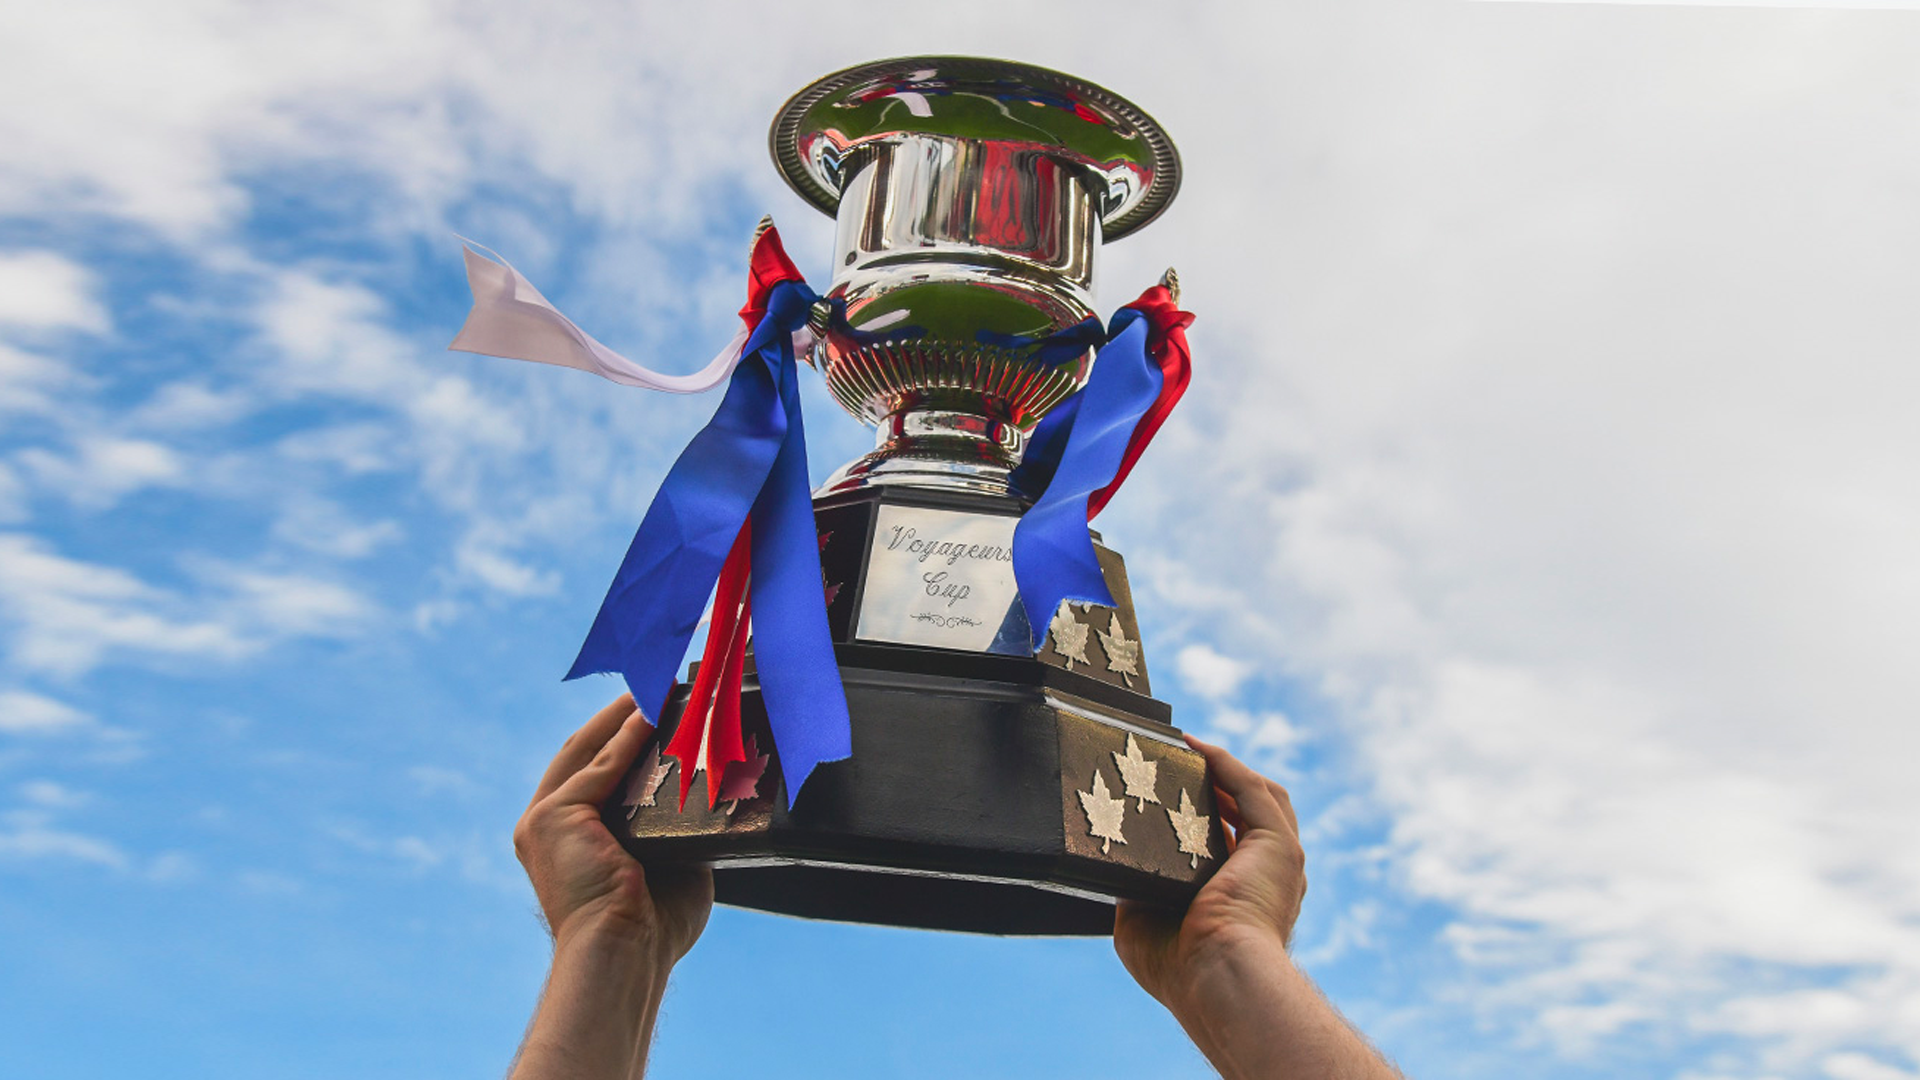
[818,407,1030,496]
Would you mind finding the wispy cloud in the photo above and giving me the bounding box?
[0,689,90,734]
[0,534,374,675]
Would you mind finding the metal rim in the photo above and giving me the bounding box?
[768,55,1182,242]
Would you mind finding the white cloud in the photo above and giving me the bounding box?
[124,382,256,431]
[1173,642,1254,700]
[0,808,128,869]
[16,436,190,507]
[0,689,91,734]
[0,534,374,675]
[0,251,108,333]
[270,497,402,560]
[0,342,78,414]
[455,542,560,598]
[0,0,1915,1074]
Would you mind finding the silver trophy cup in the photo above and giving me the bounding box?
[612,57,1219,935]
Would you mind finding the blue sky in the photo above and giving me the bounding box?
[4,2,1919,1078]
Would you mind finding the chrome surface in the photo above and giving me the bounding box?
[769,57,1181,495]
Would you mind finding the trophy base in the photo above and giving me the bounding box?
[605,487,1223,936]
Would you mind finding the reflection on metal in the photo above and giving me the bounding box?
[768,56,1182,495]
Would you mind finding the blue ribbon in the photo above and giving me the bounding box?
[1011,310,1164,651]
[976,315,1106,368]
[566,281,851,802]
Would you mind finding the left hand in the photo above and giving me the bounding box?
[512,693,713,963]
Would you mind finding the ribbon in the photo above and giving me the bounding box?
[451,227,850,807]
[1011,284,1194,650]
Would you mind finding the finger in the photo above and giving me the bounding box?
[1185,735,1294,836]
[531,694,637,807]
[547,707,654,807]
[1215,787,1243,829]
[1213,787,1243,852]
[1264,775,1299,836]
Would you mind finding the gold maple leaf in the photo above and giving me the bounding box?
[1048,603,1092,669]
[1111,733,1162,812]
[623,744,675,819]
[1166,787,1213,869]
[1096,611,1142,686]
[1077,768,1129,854]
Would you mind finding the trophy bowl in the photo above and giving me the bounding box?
[770,56,1182,495]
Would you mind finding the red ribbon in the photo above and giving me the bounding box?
[661,227,808,810]
[1088,284,1194,520]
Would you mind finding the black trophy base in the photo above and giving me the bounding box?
[605,487,1224,936]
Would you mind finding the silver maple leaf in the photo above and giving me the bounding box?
[1096,611,1142,686]
[622,744,675,819]
[1077,768,1129,854]
[1166,787,1213,869]
[1111,733,1162,812]
[1049,604,1092,669]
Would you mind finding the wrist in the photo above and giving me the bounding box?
[1164,925,1297,1020]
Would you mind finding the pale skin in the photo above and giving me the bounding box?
[510,694,1401,1079]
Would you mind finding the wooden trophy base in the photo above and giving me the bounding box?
[605,487,1223,936]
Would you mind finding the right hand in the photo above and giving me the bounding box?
[1112,735,1307,1008]
[512,693,713,964]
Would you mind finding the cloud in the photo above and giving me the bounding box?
[1173,642,1254,700]
[0,689,90,734]
[0,0,1915,1075]
[0,343,80,415]
[0,808,128,869]
[0,534,373,675]
[15,436,190,508]
[0,251,109,333]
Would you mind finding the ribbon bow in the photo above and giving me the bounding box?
[1010,279,1194,649]
[450,226,850,807]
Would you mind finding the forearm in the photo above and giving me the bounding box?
[510,924,671,1080]
[1168,934,1400,1080]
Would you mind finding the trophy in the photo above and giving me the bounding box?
[596,57,1223,936]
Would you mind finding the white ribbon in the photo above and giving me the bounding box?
[448,242,789,394]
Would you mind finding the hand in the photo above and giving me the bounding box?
[513,693,714,962]
[1113,735,1306,1009]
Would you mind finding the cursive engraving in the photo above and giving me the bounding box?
[910,612,984,630]
[886,525,1015,567]
[922,571,972,607]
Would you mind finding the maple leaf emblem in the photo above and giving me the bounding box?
[622,744,675,819]
[1166,787,1214,869]
[715,735,770,816]
[1111,734,1161,812]
[1077,768,1129,854]
[823,578,842,608]
[1048,604,1092,669]
[1096,612,1142,687]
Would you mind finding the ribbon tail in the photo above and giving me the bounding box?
[705,596,751,809]
[1013,315,1163,649]
[745,330,852,807]
[664,521,752,809]
[448,242,751,393]
[565,310,795,727]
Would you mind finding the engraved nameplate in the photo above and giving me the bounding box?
[855,505,1024,652]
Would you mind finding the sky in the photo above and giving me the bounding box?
[2,1,1917,1077]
